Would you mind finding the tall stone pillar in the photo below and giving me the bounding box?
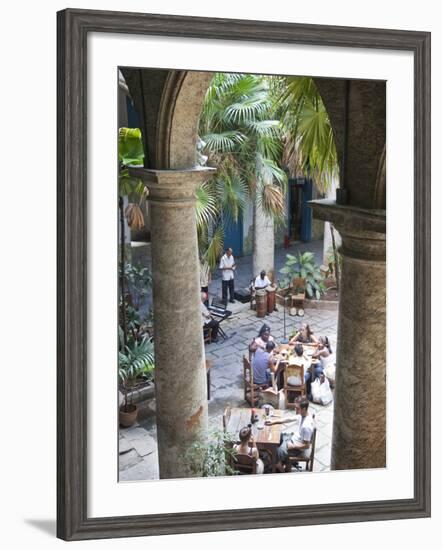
[253,197,275,277]
[310,200,386,470]
[130,166,215,479]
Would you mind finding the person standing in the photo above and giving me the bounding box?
[219,247,236,305]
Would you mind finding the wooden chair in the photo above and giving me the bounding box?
[203,325,212,344]
[233,453,258,475]
[290,277,306,309]
[243,356,267,407]
[283,363,307,409]
[287,416,317,472]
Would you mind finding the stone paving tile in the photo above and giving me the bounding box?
[313,444,332,469]
[119,452,159,481]
[130,433,157,457]
[119,436,134,454]
[119,449,143,471]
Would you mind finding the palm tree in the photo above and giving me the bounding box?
[198,73,287,274]
[275,76,338,192]
[275,76,340,269]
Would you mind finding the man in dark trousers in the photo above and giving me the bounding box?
[219,247,236,305]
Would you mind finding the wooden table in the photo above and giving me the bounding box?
[225,407,284,473]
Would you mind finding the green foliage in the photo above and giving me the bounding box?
[118,127,145,197]
[198,73,288,260]
[276,76,339,192]
[120,303,151,345]
[118,336,155,410]
[123,262,152,310]
[118,128,145,166]
[185,430,238,478]
[325,244,343,279]
[279,251,326,299]
[118,336,155,382]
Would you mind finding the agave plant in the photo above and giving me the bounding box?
[279,251,326,300]
[118,335,155,411]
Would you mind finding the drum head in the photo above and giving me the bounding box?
[289,307,297,316]
[297,308,305,317]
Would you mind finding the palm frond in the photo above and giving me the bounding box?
[202,131,246,153]
[256,183,286,225]
[203,225,224,270]
[195,181,218,232]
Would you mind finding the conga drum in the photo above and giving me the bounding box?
[256,289,267,318]
[266,286,276,314]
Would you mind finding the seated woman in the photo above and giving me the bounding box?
[304,336,334,400]
[233,426,265,474]
[289,323,318,345]
[312,336,334,367]
[313,336,335,386]
[249,323,276,353]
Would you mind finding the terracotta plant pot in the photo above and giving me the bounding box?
[119,403,138,427]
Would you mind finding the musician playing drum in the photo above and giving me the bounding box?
[254,270,272,290]
[254,270,277,314]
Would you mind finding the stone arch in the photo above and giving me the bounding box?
[123,68,387,475]
[161,71,215,169]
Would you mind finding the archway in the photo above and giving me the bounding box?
[121,67,386,476]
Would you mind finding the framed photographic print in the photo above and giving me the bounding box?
[57,8,431,541]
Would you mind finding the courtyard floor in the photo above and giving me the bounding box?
[119,240,337,481]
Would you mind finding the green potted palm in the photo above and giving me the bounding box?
[279,251,326,300]
[118,335,155,427]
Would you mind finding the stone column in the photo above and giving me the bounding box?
[130,166,215,479]
[310,200,386,470]
[253,197,275,277]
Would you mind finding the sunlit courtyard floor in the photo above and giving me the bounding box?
[119,299,338,481]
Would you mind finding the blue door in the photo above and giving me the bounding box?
[223,215,243,257]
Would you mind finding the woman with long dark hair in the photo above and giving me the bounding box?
[289,323,318,345]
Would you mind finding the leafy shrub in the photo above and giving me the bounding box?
[185,430,238,477]
[279,251,326,300]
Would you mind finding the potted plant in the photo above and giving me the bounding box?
[279,251,326,300]
[118,335,155,427]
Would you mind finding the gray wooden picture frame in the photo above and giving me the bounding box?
[57,8,431,541]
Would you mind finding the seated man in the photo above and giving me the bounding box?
[265,396,314,472]
[252,340,277,386]
[254,270,272,290]
[201,292,219,342]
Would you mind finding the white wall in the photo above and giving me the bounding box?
[1,0,440,548]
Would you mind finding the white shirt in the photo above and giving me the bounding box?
[291,414,314,458]
[254,275,271,289]
[219,254,235,281]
